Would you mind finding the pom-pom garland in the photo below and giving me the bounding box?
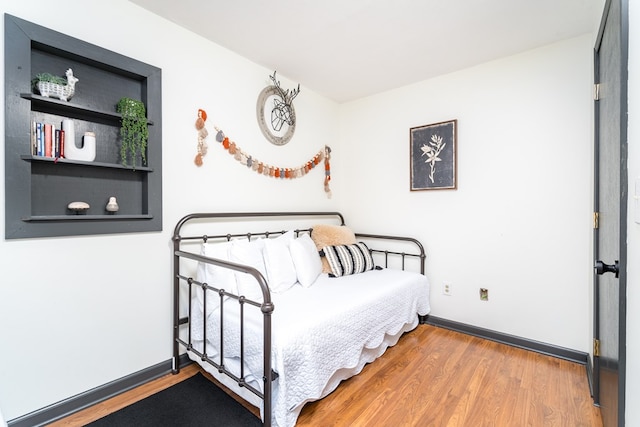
[195,109,332,197]
[194,109,208,166]
[324,145,332,198]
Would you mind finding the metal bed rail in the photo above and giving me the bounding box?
[355,232,426,275]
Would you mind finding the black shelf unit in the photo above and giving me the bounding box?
[4,14,163,239]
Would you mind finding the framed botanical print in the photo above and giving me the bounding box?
[410,119,457,191]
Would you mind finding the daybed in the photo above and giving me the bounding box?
[172,212,430,427]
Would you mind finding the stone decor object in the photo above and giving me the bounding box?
[105,197,119,213]
[67,201,90,214]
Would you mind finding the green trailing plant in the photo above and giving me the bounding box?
[31,72,67,91]
[116,97,149,167]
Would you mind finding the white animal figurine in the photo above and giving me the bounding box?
[59,68,79,101]
[38,68,79,101]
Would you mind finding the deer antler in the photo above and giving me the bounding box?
[270,71,301,106]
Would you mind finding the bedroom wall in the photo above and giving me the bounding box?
[0,0,341,420]
[337,35,594,352]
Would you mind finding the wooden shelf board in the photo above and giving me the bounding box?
[23,214,153,222]
[21,93,155,125]
[21,155,154,172]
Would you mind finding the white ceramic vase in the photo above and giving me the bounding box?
[63,119,96,162]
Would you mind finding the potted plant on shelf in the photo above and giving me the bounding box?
[31,68,79,102]
[116,97,148,167]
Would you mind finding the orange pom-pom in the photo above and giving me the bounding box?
[223,137,230,149]
[198,109,207,121]
[194,153,203,166]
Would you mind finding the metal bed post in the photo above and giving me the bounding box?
[172,231,181,374]
[262,301,274,427]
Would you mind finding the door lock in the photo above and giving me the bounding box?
[595,260,619,278]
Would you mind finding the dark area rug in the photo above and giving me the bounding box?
[86,373,262,426]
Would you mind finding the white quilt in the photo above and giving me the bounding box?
[190,268,430,427]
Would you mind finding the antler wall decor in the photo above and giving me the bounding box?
[256,71,301,146]
[269,71,300,131]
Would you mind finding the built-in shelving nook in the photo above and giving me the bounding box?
[4,14,162,239]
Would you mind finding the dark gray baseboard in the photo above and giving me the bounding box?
[425,315,589,365]
[8,354,192,427]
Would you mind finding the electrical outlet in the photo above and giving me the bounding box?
[480,288,489,301]
[443,282,452,296]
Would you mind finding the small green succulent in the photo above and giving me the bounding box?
[31,72,67,91]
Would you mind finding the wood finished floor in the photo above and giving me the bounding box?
[49,325,602,426]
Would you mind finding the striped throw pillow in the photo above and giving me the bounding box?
[323,242,375,277]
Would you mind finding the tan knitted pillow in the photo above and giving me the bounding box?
[310,224,357,273]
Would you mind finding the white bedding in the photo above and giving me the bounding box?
[190,267,430,427]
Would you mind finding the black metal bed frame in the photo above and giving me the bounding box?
[171,212,426,427]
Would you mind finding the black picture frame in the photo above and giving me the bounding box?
[410,119,457,191]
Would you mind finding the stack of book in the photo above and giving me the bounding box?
[31,121,65,158]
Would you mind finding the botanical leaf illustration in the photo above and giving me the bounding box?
[421,134,445,183]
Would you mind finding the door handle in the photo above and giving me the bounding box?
[595,260,619,278]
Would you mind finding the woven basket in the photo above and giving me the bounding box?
[37,81,75,101]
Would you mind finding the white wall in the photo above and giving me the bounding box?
[0,0,340,420]
[626,2,640,425]
[338,35,594,351]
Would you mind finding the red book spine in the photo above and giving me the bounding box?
[44,123,52,157]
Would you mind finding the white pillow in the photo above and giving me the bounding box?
[263,231,297,293]
[196,241,235,316]
[229,238,267,301]
[289,233,322,287]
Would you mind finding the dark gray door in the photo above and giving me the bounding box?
[593,0,628,425]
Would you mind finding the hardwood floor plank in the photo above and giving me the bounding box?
[51,325,602,427]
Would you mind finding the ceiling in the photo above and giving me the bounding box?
[129,0,604,103]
